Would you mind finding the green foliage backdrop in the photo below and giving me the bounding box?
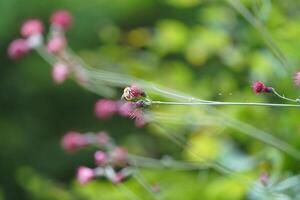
[1,0,300,199]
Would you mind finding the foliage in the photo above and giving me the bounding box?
[1,0,300,199]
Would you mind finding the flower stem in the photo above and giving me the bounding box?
[150,100,300,108]
[272,89,300,103]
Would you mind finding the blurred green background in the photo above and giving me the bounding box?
[1,0,300,199]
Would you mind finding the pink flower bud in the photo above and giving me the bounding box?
[112,172,125,184]
[96,131,110,145]
[260,172,268,186]
[94,99,118,119]
[252,81,265,93]
[294,71,300,86]
[130,84,145,97]
[135,115,146,128]
[94,151,107,166]
[21,19,44,37]
[47,37,66,54]
[50,10,73,29]
[111,147,128,166]
[252,81,273,94]
[52,63,70,84]
[76,166,95,185]
[61,131,88,152]
[8,39,30,60]
[131,109,146,128]
[118,102,134,117]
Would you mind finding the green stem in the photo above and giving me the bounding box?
[272,89,299,103]
[151,100,300,108]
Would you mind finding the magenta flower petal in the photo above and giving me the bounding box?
[76,166,95,185]
[61,131,88,152]
[111,147,128,166]
[94,151,107,166]
[94,99,118,119]
[21,19,44,37]
[52,63,70,84]
[50,10,73,29]
[118,102,135,117]
[47,37,66,54]
[96,131,110,145]
[8,39,30,60]
[112,172,125,184]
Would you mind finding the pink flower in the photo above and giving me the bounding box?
[260,172,268,186]
[135,115,146,128]
[118,102,135,117]
[111,147,128,166]
[21,19,44,37]
[52,63,70,84]
[96,131,110,145]
[118,102,146,127]
[50,10,73,29]
[47,37,66,54]
[252,81,272,94]
[94,151,107,166]
[61,131,88,152]
[252,81,265,93]
[131,109,146,128]
[130,84,143,97]
[7,39,30,60]
[294,71,300,86]
[112,172,125,184]
[94,99,118,119]
[76,166,95,185]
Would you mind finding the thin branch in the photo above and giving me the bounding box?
[129,154,210,171]
[151,100,300,108]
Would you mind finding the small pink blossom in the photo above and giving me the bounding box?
[8,39,30,60]
[131,109,146,128]
[294,71,300,86]
[61,131,88,152]
[47,37,66,54]
[52,63,70,84]
[76,166,95,185]
[118,102,135,117]
[130,84,143,97]
[94,99,118,119]
[252,81,265,93]
[112,172,125,184]
[96,131,110,145]
[118,102,146,127]
[111,147,128,166]
[252,81,272,94]
[21,19,44,37]
[135,115,146,128]
[50,10,73,29]
[260,172,268,186]
[94,151,107,166]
